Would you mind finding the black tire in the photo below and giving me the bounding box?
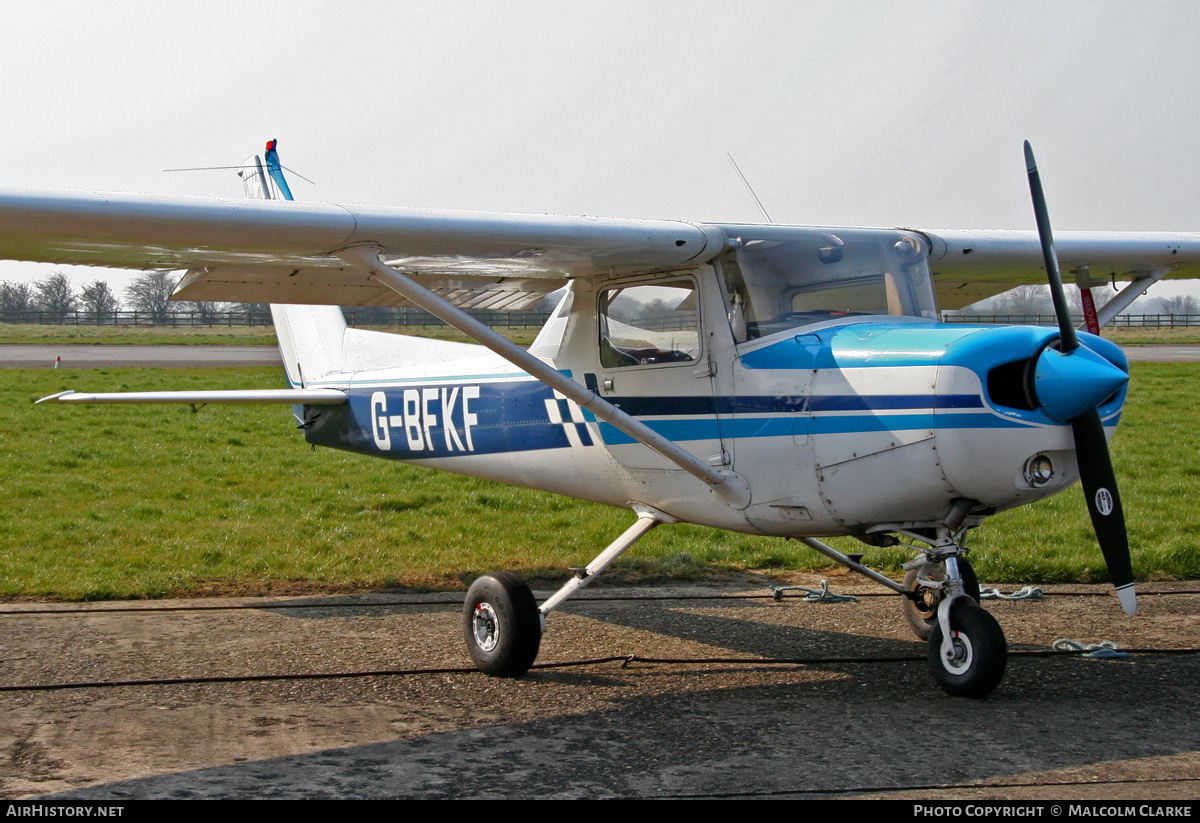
[927,600,1007,698]
[903,558,981,641]
[463,572,542,677]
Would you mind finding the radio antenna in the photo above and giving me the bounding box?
[164,165,315,185]
[726,153,773,224]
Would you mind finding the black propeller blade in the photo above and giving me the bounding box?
[1024,141,1136,615]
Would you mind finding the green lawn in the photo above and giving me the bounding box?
[0,324,540,347]
[1104,327,1200,345]
[1,363,1196,599]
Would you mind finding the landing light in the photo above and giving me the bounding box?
[1024,454,1054,486]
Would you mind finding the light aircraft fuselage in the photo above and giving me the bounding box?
[293,225,1124,542]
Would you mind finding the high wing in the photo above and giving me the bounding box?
[0,187,723,311]
[920,228,1200,309]
[1,186,1199,310]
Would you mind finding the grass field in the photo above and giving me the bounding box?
[1106,327,1200,345]
[1,363,1196,600]
[0,324,541,347]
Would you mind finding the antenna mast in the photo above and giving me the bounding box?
[726,153,774,224]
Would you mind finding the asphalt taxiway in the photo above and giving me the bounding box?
[0,577,1196,800]
[0,344,282,368]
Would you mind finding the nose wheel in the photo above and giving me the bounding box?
[927,599,1007,697]
[463,572,542,677]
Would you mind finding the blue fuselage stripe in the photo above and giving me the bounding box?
[311,380,1082,459]
[595,410,1038,446]
[603,393,983,416]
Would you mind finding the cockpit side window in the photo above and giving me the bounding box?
[599,279,700,368]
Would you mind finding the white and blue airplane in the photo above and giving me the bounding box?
[5,140,1196,697]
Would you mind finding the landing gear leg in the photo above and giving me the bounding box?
[798,521,1007,697]
[898,524,981,641]
[892,526,1006,697]
[461,504,673,677]
[538,505,672,614]
[903,555,981,641]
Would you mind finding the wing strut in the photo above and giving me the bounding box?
[1094,266,1171,329]
[335,245,751,509]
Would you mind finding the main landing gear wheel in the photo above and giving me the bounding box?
[463,572,542,677]
[903,558,980,641]
[927,600,1007,698]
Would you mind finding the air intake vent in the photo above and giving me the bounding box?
[987,358,1038,411]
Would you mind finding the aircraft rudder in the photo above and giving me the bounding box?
[271,304,348,388]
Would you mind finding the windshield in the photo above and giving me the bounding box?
[715,226,937,342]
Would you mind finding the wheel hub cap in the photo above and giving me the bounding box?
[943,630,974,676]
[472,603,499,652]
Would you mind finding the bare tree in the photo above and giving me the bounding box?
[1125,295,1162,315]
[79,279,121,322]
[531,287,567,314]
[1068,283,1115,313]
[245,302,271,325]
[192,300,226,324]
[125,271,179,321]
[1156,294,1199,315]
[34,272,77,321]
[0,281,35,313]
[994,284,1050,317]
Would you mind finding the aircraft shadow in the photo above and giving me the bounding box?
[550,594,924,661]
[259,589,925,661]
[38,653,1200,799]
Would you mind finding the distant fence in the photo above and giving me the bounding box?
[627,312,698,331]
[943,313,1200,328]
[0,308,554,329]
[0,310,273,326]
[344,308,552,329]
[6,308,1194,330]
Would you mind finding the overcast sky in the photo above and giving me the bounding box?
[2,0,1199,300]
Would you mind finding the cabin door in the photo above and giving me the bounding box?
[588,270,731,473]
